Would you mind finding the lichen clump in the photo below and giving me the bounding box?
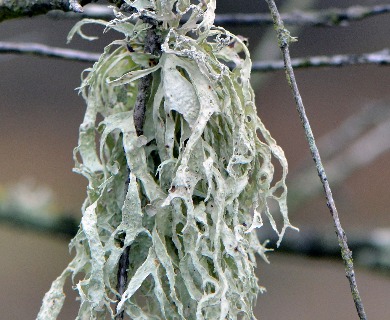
[38,1,295,319]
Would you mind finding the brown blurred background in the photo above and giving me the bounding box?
[0,0,389,319]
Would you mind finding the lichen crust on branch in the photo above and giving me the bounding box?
[37,1,295,319]
[0,0,87,22]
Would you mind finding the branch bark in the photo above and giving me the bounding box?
[2,41,389,72]
[265,0,367,319]
[2,1,389,27]
[216,4,390,27]
[252,48,390,72]
[0,0,91,22]
[45,4,390,28]
[0,41,100,62]
[133,26,161,136]
[115,243,130,320]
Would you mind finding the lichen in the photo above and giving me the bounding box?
[37,1,295,319]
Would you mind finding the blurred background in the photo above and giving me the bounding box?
[0,0,389,318]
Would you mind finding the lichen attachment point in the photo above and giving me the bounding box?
[37,1,295,319]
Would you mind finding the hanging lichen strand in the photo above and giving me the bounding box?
[37,1,295,319]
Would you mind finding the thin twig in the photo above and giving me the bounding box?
[250,0,319,90]
[252,48,390,71]
[216,4,390,27]
[46,4,390,28]
[0,41,100,62]
[1,41,389,72]
[264,0,367,319]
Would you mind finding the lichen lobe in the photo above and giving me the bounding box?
[37,1,295,319]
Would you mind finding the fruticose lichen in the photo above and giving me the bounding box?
[37,1,295,319]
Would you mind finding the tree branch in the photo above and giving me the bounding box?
[3,1,389,27]
[45,4,390,28]
[133,26,161,136]
[250,0,318,90]
[252,48,390,72]
[47,4,115,19]
[0,0,92,22]
[265,0,367,319]
[216,4,390,27]
[0,41,100,62]
[2,41,389,72]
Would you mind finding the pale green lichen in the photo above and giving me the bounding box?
[37,1,296,319]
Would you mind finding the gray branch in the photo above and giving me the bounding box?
[3,1,389,27]
[216,4,390,27]
[252,48,390,72]
[46,4,390,28]
[265,0,367,319]
[0,0,91,22]
[250,0,318,90]
[0,41,100,62]
[47,3,115,20]
[1,41,389,73]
